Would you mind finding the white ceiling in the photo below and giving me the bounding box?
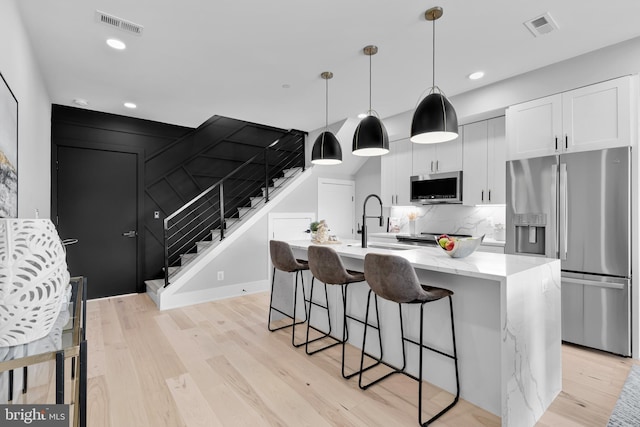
[16,0,640,133]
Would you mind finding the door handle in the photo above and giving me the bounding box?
[122,230,137,238]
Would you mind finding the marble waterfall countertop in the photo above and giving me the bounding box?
[285,239,561,427]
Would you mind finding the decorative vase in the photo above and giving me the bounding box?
[409,220,416,236]
[0,219,70,346]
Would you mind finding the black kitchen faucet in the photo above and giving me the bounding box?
[361,194,384,248]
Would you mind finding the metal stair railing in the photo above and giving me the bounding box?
[163,132,305,287]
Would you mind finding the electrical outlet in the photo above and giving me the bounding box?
[217,271,224,281]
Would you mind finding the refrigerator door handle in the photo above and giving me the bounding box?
[559,163,568,260]
[562,276,626,290]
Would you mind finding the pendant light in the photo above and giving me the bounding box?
[352,45,389,156]
[311,71,342,165]
[410,6,458,144]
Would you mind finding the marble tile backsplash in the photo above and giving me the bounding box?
[390,205,506,240]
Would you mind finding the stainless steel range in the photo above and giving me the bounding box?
[396,232,472,247]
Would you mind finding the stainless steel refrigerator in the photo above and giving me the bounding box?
[505,147,631,356]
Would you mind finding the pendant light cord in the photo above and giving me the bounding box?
[432,16,436,89]
[325,76,329,129]
[369,51,372,113]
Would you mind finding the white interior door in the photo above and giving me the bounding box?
[318,178,355,240]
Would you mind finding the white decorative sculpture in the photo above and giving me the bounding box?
[314,220,329,243]
[0,219,70,346]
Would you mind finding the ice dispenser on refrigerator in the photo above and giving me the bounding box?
[512,213,546,256]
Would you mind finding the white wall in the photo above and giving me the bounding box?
[0,1,52,218]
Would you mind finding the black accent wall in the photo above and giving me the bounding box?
[51,105,304,289]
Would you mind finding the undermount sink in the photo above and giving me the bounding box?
[348,243,412,251]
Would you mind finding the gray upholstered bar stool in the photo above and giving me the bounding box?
[361,253,460,426]
[268,240,309,347]
[306,245,383,379]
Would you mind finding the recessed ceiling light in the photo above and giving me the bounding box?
[124,102,137,109]
[73,98,89,107]
[357,113,367,119]
[468,71,485,80]
[106,38,126,50]
[282,84,291,89]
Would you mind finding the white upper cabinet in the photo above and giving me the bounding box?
[412,127,463,175]
[381,138,412,206]
[506,76,632,160]
[463,116,506,205]
[562,77,631,152]
[506,94,561,160]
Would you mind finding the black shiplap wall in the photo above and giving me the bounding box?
[51,105,194,285]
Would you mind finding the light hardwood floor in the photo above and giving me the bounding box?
[83,292,638,426]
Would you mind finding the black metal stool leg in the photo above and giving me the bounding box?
[418,297,460,426]
[268,267,308,335]
[291,270,309,347]
[305,279,341,355]
[345,288,384,380]
[358,291,400,388]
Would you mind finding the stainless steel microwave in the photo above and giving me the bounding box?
[410,171,463,204]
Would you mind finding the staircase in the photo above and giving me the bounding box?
[144,129,306,301]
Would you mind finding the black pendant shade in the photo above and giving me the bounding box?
[311,71,342,165]
[410,92,459,144]
[352,45,389,157]
[352,115,389,156]
[410,6,459,144]
[311,131,342,165]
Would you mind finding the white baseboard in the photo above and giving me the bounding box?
[158,279,268,311]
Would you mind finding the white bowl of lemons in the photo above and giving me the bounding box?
[435,234,484,258]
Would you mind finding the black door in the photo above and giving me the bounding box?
[57,145,140,299]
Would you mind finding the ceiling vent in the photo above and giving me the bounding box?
[524,12,558,37]
[95,10,144,36]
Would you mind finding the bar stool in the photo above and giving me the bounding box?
[268,240,309,347]
[306,245,383,379]
[360,253,460,426]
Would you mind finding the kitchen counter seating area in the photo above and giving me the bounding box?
[270,239,561,427]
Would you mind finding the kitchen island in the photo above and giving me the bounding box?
[279,240,561,427]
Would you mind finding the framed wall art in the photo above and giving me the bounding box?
[0,71,17,218]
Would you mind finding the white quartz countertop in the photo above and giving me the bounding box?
[288,239,558,282]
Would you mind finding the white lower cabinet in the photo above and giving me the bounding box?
[463,116,506,205]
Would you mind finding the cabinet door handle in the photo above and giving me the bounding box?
[565,134,568,150]
[488,190,491,202]
[436,160,439,171]
[481,190,484,202]
[555,136,558,151]
[430,161,434,173]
